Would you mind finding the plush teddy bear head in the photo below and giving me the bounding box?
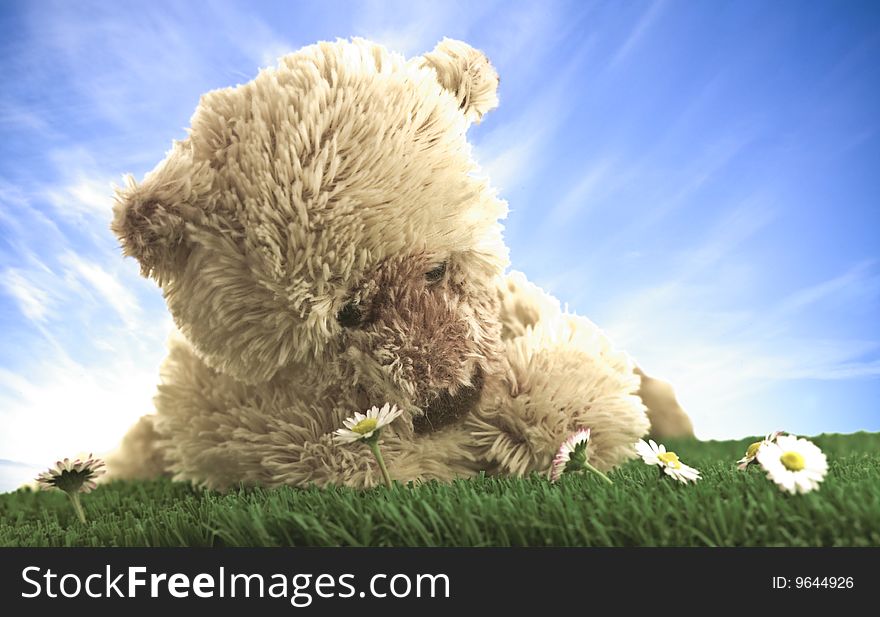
[112,38,507,426]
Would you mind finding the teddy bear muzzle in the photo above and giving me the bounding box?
[412,368,485,434]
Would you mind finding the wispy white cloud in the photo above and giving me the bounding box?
[600,236,880,439]
[606,0,666,70]
[0,179,65,244]
[765,261,879,325]
[473,35,597,195]
[353,0,495,56]
[0,101,52,134]
[46,174,117,222]
[599,132,756,254]
[0,162,171,463]
[0,460,44,493]
[30,5,202,129]
[524,134,760,300]
[0,345,170,464]
[542,156,620,229]
[477,136,543,197]
[1,269,52,322]
[202,2,295,71]
[60,252,141,328]
[359,23,435,58]
[0,265,171,463]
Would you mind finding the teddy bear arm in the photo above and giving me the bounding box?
[472,277,651,476]
[496,271,693,440]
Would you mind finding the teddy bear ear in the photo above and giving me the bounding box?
[111,149,206,284]
[421,38,500,123]
[111,180,188,284]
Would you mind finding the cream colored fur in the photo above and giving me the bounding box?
[108,38,683,490]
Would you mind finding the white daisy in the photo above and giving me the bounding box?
[333,403,403,444]
[549,428,591,482]
[756,434,828,494]
[635,439,701,484]
[333,403,403,488]
[737,431,784,469]
[36,454,106,524]
[550,428,613,485]
[36,454,106,494]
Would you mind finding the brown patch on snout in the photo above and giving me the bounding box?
[341,254,502,433]
[375,259,484,393]
[413,369,484,434]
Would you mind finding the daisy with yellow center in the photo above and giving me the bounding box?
[36,454,106,523]
[334,403,403,488]
[737,431,784,469]
[549,428,613,484]
[635,439,701,484]
[755,434,827,494]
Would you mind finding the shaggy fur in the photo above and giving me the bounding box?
[109,38,690,489]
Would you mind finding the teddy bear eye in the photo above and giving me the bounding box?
[425,262,447,284]
[336,302,363,328]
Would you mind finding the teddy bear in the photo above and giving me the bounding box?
[108,38,693,489]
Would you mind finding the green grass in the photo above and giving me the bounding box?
[2,432,878,547]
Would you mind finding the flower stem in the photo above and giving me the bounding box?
[584,461,614,485]
[367,440,393,489]
[67,492,86,524]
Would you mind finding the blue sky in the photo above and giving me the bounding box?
[1,0,878,475]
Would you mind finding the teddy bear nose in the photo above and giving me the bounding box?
[337,302,363,328]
